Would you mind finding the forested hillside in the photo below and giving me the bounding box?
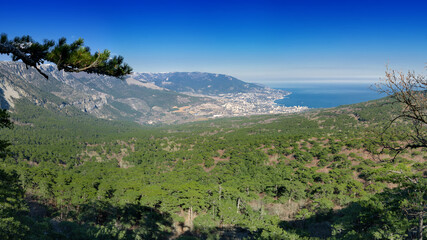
[0,95,425,239]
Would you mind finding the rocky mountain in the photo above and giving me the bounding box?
[0,61,295,124]
[0,62,213,124]
[130,72,265,95]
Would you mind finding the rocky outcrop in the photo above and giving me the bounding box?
[0,62,209,124]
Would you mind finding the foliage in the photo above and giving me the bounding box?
[0,33,132,79]
[0,86,425,238]
[0,109,12,158]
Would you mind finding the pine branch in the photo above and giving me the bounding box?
[0,33,132,79]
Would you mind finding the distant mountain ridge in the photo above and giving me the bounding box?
[0,62,212,124]
[0,61,284,124]
[130,72,265,95]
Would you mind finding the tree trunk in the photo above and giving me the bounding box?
[418,211,423,240]
[275,184,278,198]
[260,204,265,218]
[237,197,241,214]
[187,206,194,231]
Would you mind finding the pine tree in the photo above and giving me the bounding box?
[0,109,12,157]
[0,33,132,79]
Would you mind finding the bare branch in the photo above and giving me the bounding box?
[374,67,427,157]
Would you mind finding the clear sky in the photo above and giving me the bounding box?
[1,0,426,85]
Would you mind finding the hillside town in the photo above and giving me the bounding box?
[173,89,308,120]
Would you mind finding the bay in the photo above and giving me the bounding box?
[274,83,386,108]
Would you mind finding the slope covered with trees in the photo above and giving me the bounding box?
[0,94,425,239]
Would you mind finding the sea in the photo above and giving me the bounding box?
[274,83,387,109]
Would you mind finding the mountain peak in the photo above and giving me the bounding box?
[129,71,263,95]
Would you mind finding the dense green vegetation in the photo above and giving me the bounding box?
[0,96,425,239]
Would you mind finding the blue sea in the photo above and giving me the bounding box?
[274,83,386,108]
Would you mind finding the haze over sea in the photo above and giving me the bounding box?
[274,82,387,109]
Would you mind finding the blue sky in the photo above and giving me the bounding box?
[1,0,426,85]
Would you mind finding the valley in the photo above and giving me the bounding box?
[0,84,425,239]
[0,62,425,240]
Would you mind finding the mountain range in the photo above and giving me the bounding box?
[130,72,265,95]
[0,61,283,124]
